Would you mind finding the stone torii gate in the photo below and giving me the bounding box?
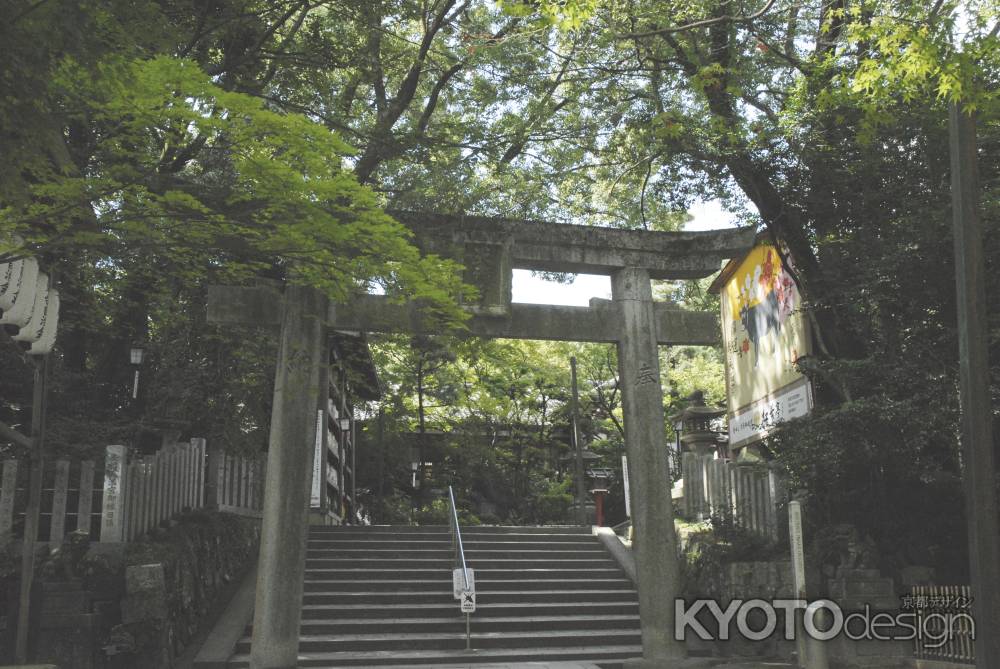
[207,212,754,668]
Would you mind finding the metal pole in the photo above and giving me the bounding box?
[376,408,385,524]
[318,354,330,519]
[15,354,49,663]
[570,356,586,526]
[351,414,356,523]
[949,102,1000,668]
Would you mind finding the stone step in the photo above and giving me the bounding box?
[290,614,641,635]
[227,524,638,668]
[299,601,640,620]
[302,578,633,593]
[235,629,642,654]
[226,644,642,667]
[305,558,617,570]
[305,548,609,559]
[301,590,638,606]
[307,525,591,535]
[303,567,626,581]
[306,539,601,550]
[306,531,598,540]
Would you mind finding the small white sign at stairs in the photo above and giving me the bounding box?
[452,568,475,599]
[460,590,476,613]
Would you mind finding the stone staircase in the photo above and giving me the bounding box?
[227,524,641,667]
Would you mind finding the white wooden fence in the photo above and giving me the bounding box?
[679,451,783,540]
[214,452,266,517]
[0,439,264,545]
[911,585,976,664]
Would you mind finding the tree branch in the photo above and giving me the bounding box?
[616,0,779,39]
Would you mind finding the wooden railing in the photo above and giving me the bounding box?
[911,585,976,664]
[1,439,265,545]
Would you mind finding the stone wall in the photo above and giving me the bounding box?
[114,510,260,669]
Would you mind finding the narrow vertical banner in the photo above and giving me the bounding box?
[311,409,323,508]
[621,455,631,518]
[788,507,803,572]
[100,445,127,542]
[788,500,808,668]
[49,459,70,543]
[77,460,94,535]
[0,459,18,536]
[192,438,206,509]
[570,356,586,526]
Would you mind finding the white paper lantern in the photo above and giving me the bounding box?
[0,258,25,310]
[0,258,39,326]
[0,235,25,307]
[29,289,59,355]
[14,273,49,342]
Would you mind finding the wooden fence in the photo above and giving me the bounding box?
[213,452,266,517]
[678,451,784,540]
[911,585,976,664]
[0,458,100,543]
[1,439,264,545]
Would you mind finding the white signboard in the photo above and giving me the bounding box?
[621,455,631,518]
[453,568,475,599]
[460,590,476,613]
[100,444,127,542]
[310,409,323,508]
[728,377,813,448]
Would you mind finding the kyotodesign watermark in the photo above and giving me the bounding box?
[675,598,975,648]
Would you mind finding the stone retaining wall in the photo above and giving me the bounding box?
[116,511,260,669]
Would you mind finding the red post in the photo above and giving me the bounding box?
[594,491,605,527]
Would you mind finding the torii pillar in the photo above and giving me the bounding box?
[209,283,328,669]
[613,267,684,663]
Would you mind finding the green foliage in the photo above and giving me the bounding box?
[413,497,481,526]
[366,329,722,526]
[681,514,783,597]
[2,0,478,456]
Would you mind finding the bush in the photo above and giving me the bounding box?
[413,497,481,526]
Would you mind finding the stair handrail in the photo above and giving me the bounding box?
[448,485,474,651]
[448,485,470,591]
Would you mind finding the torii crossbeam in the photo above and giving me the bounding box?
[207,212,754,668]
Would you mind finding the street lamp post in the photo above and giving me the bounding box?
[130,344,145,400]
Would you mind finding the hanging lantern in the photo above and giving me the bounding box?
[0,258,38,326]
[12,273,48,342]
[28,290,59,355]
[0,259,23,308]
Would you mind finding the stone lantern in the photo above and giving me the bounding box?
[562,449,601,523]
[670,390,726,520]
[673,390,726,457]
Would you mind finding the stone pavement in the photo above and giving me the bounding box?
[296,661,797,669]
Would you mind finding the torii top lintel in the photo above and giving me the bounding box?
[390,211,756,280]
[206,212,756,347]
